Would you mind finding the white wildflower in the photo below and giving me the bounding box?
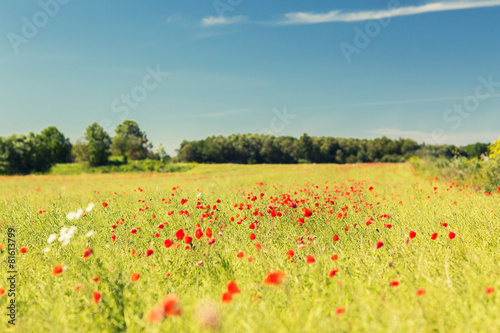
[59,226,77,246]
[47,234,58,244]
[85,203,95,212]
[43,247,50,253]
[85,230,94,238]
[75,208,83,219]
[67,211,77,220]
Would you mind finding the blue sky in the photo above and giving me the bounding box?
[1,0,500,154]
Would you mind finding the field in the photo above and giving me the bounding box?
[1,163,499,332]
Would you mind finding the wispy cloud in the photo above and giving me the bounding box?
[278,0,500,25]
[201,15,247,27]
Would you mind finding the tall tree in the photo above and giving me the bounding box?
[84,122,111,167]
[112,120,151,162]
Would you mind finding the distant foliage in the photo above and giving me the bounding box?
[176,134,469,164]
[0,127,72,175]
[73,123,112,167]
[111,120,152,162]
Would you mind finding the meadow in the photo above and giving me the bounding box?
[0,163,498,332]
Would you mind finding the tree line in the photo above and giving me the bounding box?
[176,134,483,164]
[0,120,492,174]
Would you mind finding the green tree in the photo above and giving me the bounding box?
[83,122,111,167]
[112,120,151,162]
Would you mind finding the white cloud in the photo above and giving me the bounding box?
[201,15,247,27]
[278,1,500,25]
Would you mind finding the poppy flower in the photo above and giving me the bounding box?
[306,255,315,264]
[162,294,181,317]
[416,288,426,296]
[390,280,399,287]
[184,235,193,244]
[164,239,173,248]
[92,277,100,283]
[255,242,261,251]
[83,248,93,259]
[236,252,244,258]
[448,232,456,240]
[227,281,241,294]
[409,231,416,239]
[206,228,212,238]
[131,272,140,282]
[0,288,5,296]
[329,269,339,278]
[53,265,63,275]
[75,285,85,291]
[19,247,27,254]
[195,228,203,240]
[303,208,313,218]
[111,234,116,241]
[92,291,101,304]
[286,250,295,259]
[247,256,254,262]
[485,287,495,294]
[333,234,339,242]
[102,202,108,208]
[335,307,346,315]
[250,233,256,240]
[263,270,287,286]
[376,241,384,249]
[431,233,438,240]
[221,291,233,304]
[176,229,185,241]
[146,249,154,257]
[331,254,338,261]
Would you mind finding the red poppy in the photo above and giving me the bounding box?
[416,288,426,296]
[53,265,63,275]
[448,232,456,240]
[164,239,173,248]
[184,235,193,244]
[146,249,154,257]
[102,202,108,208]
[485,287,495,295]
[221,291,233,304]
[92,277,100,283]
[409,231,416,239]
[263,270,287,286]
[111,234,116,241]
[195,228,203,240]
[206,227,212,238]
[250,233,256,240]
[176,229,185,240]
[329,269,339,278]
[255,242,261,251]
[247,256,254,262]
[19,247,27,254]
[286,249,295,259]
[162,294,181,317]
[390,280,399,287]
[306,255,315,264]
[131,272,140,282]
[92,291,101,304]
[333,234,339,242]
[83,248,93,259]
[303,208,313,218]
[431,233,438,240]
[331,254,338,261]
[227,280,241,294]
[335,307,346,315]
[0,288,5,296]
[376,241,384,249]
[236,252,244,258]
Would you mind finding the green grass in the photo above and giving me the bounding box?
[49,160,196,175]
[0,163,498,332]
